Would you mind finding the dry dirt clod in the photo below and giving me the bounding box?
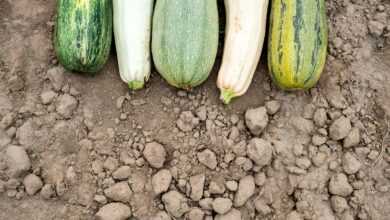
[312,135,327,146]
[343,128,360,148]
[196,106,207,121]
[40,90,57,105]
[209,180,226,194]
[199,198,213,210]
[150,211,171,220]
[234,176,255,207]
[330,196,349,213]
[212,197,233,215]
[215,208,242,220]
[189,174,205,201]
[94,195,108,205]
[40,184,55,199]
[177,111,200,132]
[162,190,189,218]
[225,180,238,191]
[245,106,269,136]
[197,149,217,170]
[286,211,303,220]
[187,208,205,220]
[23,174,43,195]
[47,67,65,91]
[152,169,172,195]
[291,117,315,134]
[104,182,132,203]
[143,142,167,169]
[5,145,31,178]
[265,100,281,115]
[313,108,327,127]
[342,152,362,174]
[95,202,132,220]
[254,198,272,215]
[329,117,352,141]
[246,138,273,167]
[103,157,119,172]
[56,94,78,118]
[112,166,131,180]
[329,173,353,197]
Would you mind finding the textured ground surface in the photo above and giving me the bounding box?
[1,0,390,220]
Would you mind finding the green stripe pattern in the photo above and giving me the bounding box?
[54,0,112,73]
[268,0,328,90]
[152,0,219,89]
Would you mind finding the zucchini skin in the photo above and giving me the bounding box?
[54,0,113,73]
[113,0,154,90]
[152,0,219,89]
[217,0,269,104]
[268,0,328,90]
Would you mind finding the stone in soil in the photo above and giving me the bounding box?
[225,180,238,191]
[187,208,205,220]
[330,196,349,213]
[313,108,327,127]
[245,106,269,136]
[162,191,189,218]
[0,129,11,148]
[329,117,352,141]
[212,197,233,214]
[246,138,273,167]
[152,169,172,195]
[209,180,226,194]
[254,198,272,215]
[40,184,55,199]
[343,128,360,148]
[265,100,281,115]
[40,90,57,105]
[215,208,242,220]
[197,149,217,170]
[291,117,314,134]
[103,157,119,172]
[23,174,43,195]
[56,94,78,118]
[95,202,131,220]
[189,174,205,201]
[112,166,131,180]
[234,176,255,207]
[150,211,171,220]
[342,152,362,174]
[104,182,132,203]
[312,135,327,146]
[94,195,108,204]
[286,211,303,220]
[329,173,353,197]
[199,198,213,210]
[143,142,167,169]
[5,145,31,178]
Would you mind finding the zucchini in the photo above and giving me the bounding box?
[268,0,328,90]
[217,0,269,104]
[152,0,219,89]
[113,0,154,90]
[54,0,113,73]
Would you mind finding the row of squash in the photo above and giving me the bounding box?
[54,0,328,104]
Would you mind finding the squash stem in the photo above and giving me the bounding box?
[220,89,236,104]
[128,81,144,90]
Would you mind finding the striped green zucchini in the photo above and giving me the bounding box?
[54,0,112,73]
[152,0,219,89]
[268,0,328,90]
